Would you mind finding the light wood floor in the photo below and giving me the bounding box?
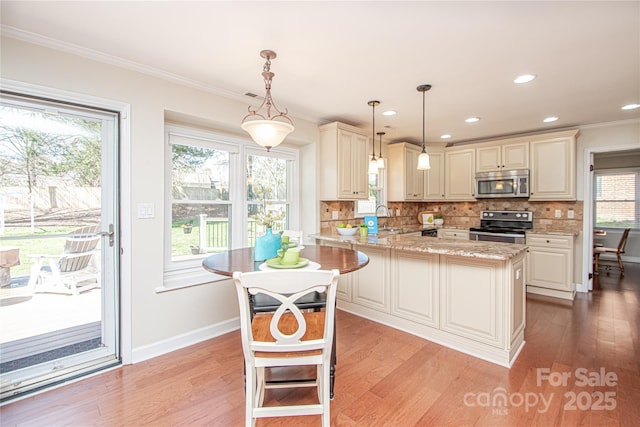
[2,264,639,426]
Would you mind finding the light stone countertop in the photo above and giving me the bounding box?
[313,232,527,261]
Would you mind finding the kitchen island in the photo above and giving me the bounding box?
[314,232,527,368]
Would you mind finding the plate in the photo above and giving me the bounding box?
[264,257,310,269]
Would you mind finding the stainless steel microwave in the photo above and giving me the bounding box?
[475,170,530,198]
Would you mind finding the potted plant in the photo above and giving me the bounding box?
[189,244,200,255]
[182,222,193,234]
[434,213,444,226]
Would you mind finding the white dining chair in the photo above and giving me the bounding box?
[233,269,339,427]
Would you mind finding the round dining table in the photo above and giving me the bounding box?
[201,244,369,276]
[202,244,368,400]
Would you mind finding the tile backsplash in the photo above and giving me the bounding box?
[319,200,583,234]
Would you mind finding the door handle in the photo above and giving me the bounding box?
[98,224,115,247]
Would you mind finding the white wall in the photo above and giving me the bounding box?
[0,36,320,359]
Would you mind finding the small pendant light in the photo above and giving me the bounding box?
[377,132,386,169]
[417,84,432,170]
[367,100,380,175]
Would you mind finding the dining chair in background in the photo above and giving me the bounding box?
[593,228,631,276]
[233,269,339,427]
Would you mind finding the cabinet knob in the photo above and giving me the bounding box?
[546,240,550,243]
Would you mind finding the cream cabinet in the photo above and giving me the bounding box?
[387,143,424,201]
[439,256,505,347]
[423,149,445,201]
[391,250,439,327]
[445,148,475,201]
[529,133,577,201]
[352,245,390,312]
[476,141,529,172]
[319,122,369,200]
[437,228,470,240]
[526,233,575,300]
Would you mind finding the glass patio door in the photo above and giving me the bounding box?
[0,92,120,401]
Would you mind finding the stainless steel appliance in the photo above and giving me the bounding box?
[469,210,533,244]
[475,170,529,198]
[421,228,438,237]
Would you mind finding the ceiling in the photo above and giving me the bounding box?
[1,1,639,146]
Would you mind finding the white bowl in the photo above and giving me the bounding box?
[336,227,358,236]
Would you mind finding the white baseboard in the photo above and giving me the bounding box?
[131,317,239,364]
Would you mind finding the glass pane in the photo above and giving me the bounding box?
[594,173,638,228]
[246,154,289,246]
[171,203,231,257]
[172,144,229,201]
[171,143,231,258]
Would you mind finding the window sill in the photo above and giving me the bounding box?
[158,264,229,293]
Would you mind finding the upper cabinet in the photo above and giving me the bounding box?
[445,148,476,201]
[529,131,578,201]
[424,149,445,201]
[387,143,424,201]
[476,141,529,172]
[319,122,369,200]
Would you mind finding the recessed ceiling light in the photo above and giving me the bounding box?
[382,110,397,116]
[440,134,452,139]
[465,117,480,123]
[543,116,558,123]
[514,74,536,84]
[622,103,640,110]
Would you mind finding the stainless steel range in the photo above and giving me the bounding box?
[469,210,533,244]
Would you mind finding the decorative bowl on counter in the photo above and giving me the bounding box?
[336,227,358,236]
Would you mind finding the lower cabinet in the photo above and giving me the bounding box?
[391,250,439,327]
[352,246,390,312]
[526,233,575,300]
[318,240,353,302]
[439,256,504,347]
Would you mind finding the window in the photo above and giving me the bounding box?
[355,166,386,217]
[164,125,298,288]
[594,169,639,229]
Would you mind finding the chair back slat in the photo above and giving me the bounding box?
[618,228,631,253]
[234,269,339,358]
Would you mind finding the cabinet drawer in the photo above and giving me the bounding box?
[526,234,572,248]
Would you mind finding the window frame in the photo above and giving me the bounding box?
[161,125,299,291]
[593,167,640,231]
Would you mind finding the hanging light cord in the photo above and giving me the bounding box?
[421,88,426,153]
[368,100,380,161]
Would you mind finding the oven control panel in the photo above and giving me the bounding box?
[481,210,532,222]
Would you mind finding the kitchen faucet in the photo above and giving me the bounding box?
[376,204,390,217]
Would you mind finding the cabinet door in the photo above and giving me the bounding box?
[526,247,572,291]
[424,150,445,200]
[476,145,501,172]
[405,149,423,199]
[391,251,439,327]
[440,256,504,347]
[437,229,470,240]
[502,142,529,170]
[351,133,369,199]
[530,137,575,200]
[445,149,475,200]
[337,130,368,199]
[352,246,390,312]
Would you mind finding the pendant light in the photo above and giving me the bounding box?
[367,100,380,175]
[377,132,386,169]
[417,84,432,170]
[241,50,294,152]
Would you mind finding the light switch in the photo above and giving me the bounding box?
[567,209,574,219]
[137,203,155,219]
[554,209,562,218]
[332,211,339,220]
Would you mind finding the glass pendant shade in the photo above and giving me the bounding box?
[241,120,294,151]
[417,151,431,170]
[241,50,294,151]
[377,157,385,168]
[368,158,379,175]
